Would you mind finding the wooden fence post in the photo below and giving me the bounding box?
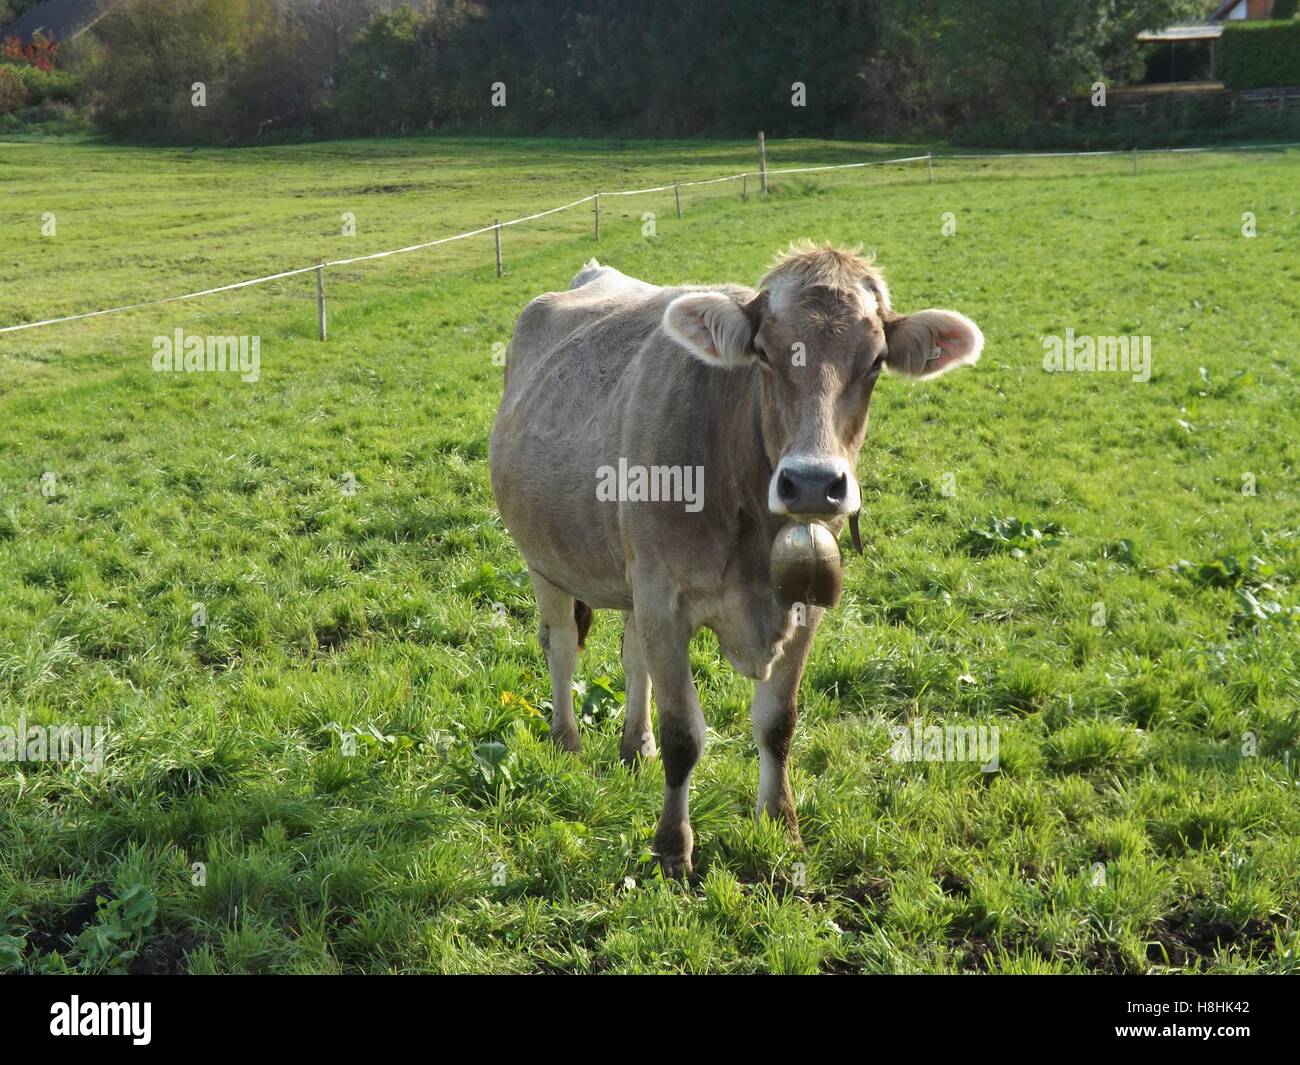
[674,181,682,219]
[927,152,933,184]
[758,131,768,195]
[1132,147,1138,175]
[315,263,326,341]
[742,172,748,202]
[494,221,503,277]
[594,192,601,241]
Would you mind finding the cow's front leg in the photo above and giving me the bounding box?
[751,605,823,844]
[635,602,703,879]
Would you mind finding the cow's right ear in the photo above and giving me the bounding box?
[663,293,755,368]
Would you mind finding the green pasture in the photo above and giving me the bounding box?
[0,136,1296,973]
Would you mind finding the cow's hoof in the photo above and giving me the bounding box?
[654,822,694,881]
[758,798,803,846]
[619,732,657,767]
[658,853,694,881]
[780,809,804,848]
[550,728,582,754]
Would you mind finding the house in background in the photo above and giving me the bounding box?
[1136,0,1284,87]
[1213,0,1283,18]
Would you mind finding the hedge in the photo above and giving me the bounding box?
[1215,18,1300,90]
[0,63,79,109]
[16,64,78,104]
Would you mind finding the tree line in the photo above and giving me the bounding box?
[21,0,1212,144]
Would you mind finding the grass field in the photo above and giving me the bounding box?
[1,135,1298,974]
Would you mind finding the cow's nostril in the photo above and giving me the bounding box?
[777,472,798,504]
[826,472,847,505]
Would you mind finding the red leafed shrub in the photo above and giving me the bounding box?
[0,65,25,114]
[1,32,59,72]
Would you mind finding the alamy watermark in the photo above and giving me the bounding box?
[596,458,704,513]
[152,329,260,383]
[1042,329,1150,383]
[50,996,150,1045]
[889,720,1000,772]
[0,718,106,772]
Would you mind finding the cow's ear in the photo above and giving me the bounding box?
[884,309,983,379]
[663,293,755,368]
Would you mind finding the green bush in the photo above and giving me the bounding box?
[1215,18,1300,90]
[91,0,318,145]
[14,64,79,104]
[337,8,432,135]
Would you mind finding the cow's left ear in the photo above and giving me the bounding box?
[884,309,984,379]
[663,293,756,368]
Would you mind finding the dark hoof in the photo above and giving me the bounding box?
[550,728,582,754]
[657,853,695,881]
[654,822,694,881]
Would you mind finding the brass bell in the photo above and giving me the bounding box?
[770,521,843,608]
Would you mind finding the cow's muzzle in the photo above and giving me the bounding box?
[769,455,860,519]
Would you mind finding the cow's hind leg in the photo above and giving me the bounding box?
[619,611,655,765]
[750,606,823,844]
[530,570,592,754]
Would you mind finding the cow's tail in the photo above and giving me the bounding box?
[574,600,594,650]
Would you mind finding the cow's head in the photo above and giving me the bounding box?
[663,242,982,520]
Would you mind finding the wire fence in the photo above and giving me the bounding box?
[2,138,1297,338]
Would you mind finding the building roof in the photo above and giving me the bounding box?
[1136,23,1225,42]
[1209,0,1244,20]
[1138,0,1278,44]
[2,0,118,42]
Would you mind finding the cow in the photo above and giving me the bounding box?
[489,242,983,878]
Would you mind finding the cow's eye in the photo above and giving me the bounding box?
[753,341,770,365]
[862,353,887,380]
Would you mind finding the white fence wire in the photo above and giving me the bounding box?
[2,141,1296,337]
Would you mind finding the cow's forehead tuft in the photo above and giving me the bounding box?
[761,240,886,292]
[761,241,888,324]
[766,277,877,329]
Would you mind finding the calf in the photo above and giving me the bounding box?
[489,243,982,877]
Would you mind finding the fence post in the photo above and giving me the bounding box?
[315,263,326,342]
[1132,147,1138,175]
[758,131,768,195]
[494,220,503,278]
[674,181,682,219]
[594,192,601,241]
[742,172,749,202]
[927,152,933,184]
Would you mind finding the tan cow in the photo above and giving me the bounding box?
[489,243,982,877]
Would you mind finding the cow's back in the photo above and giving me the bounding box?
[500,267,662,417]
